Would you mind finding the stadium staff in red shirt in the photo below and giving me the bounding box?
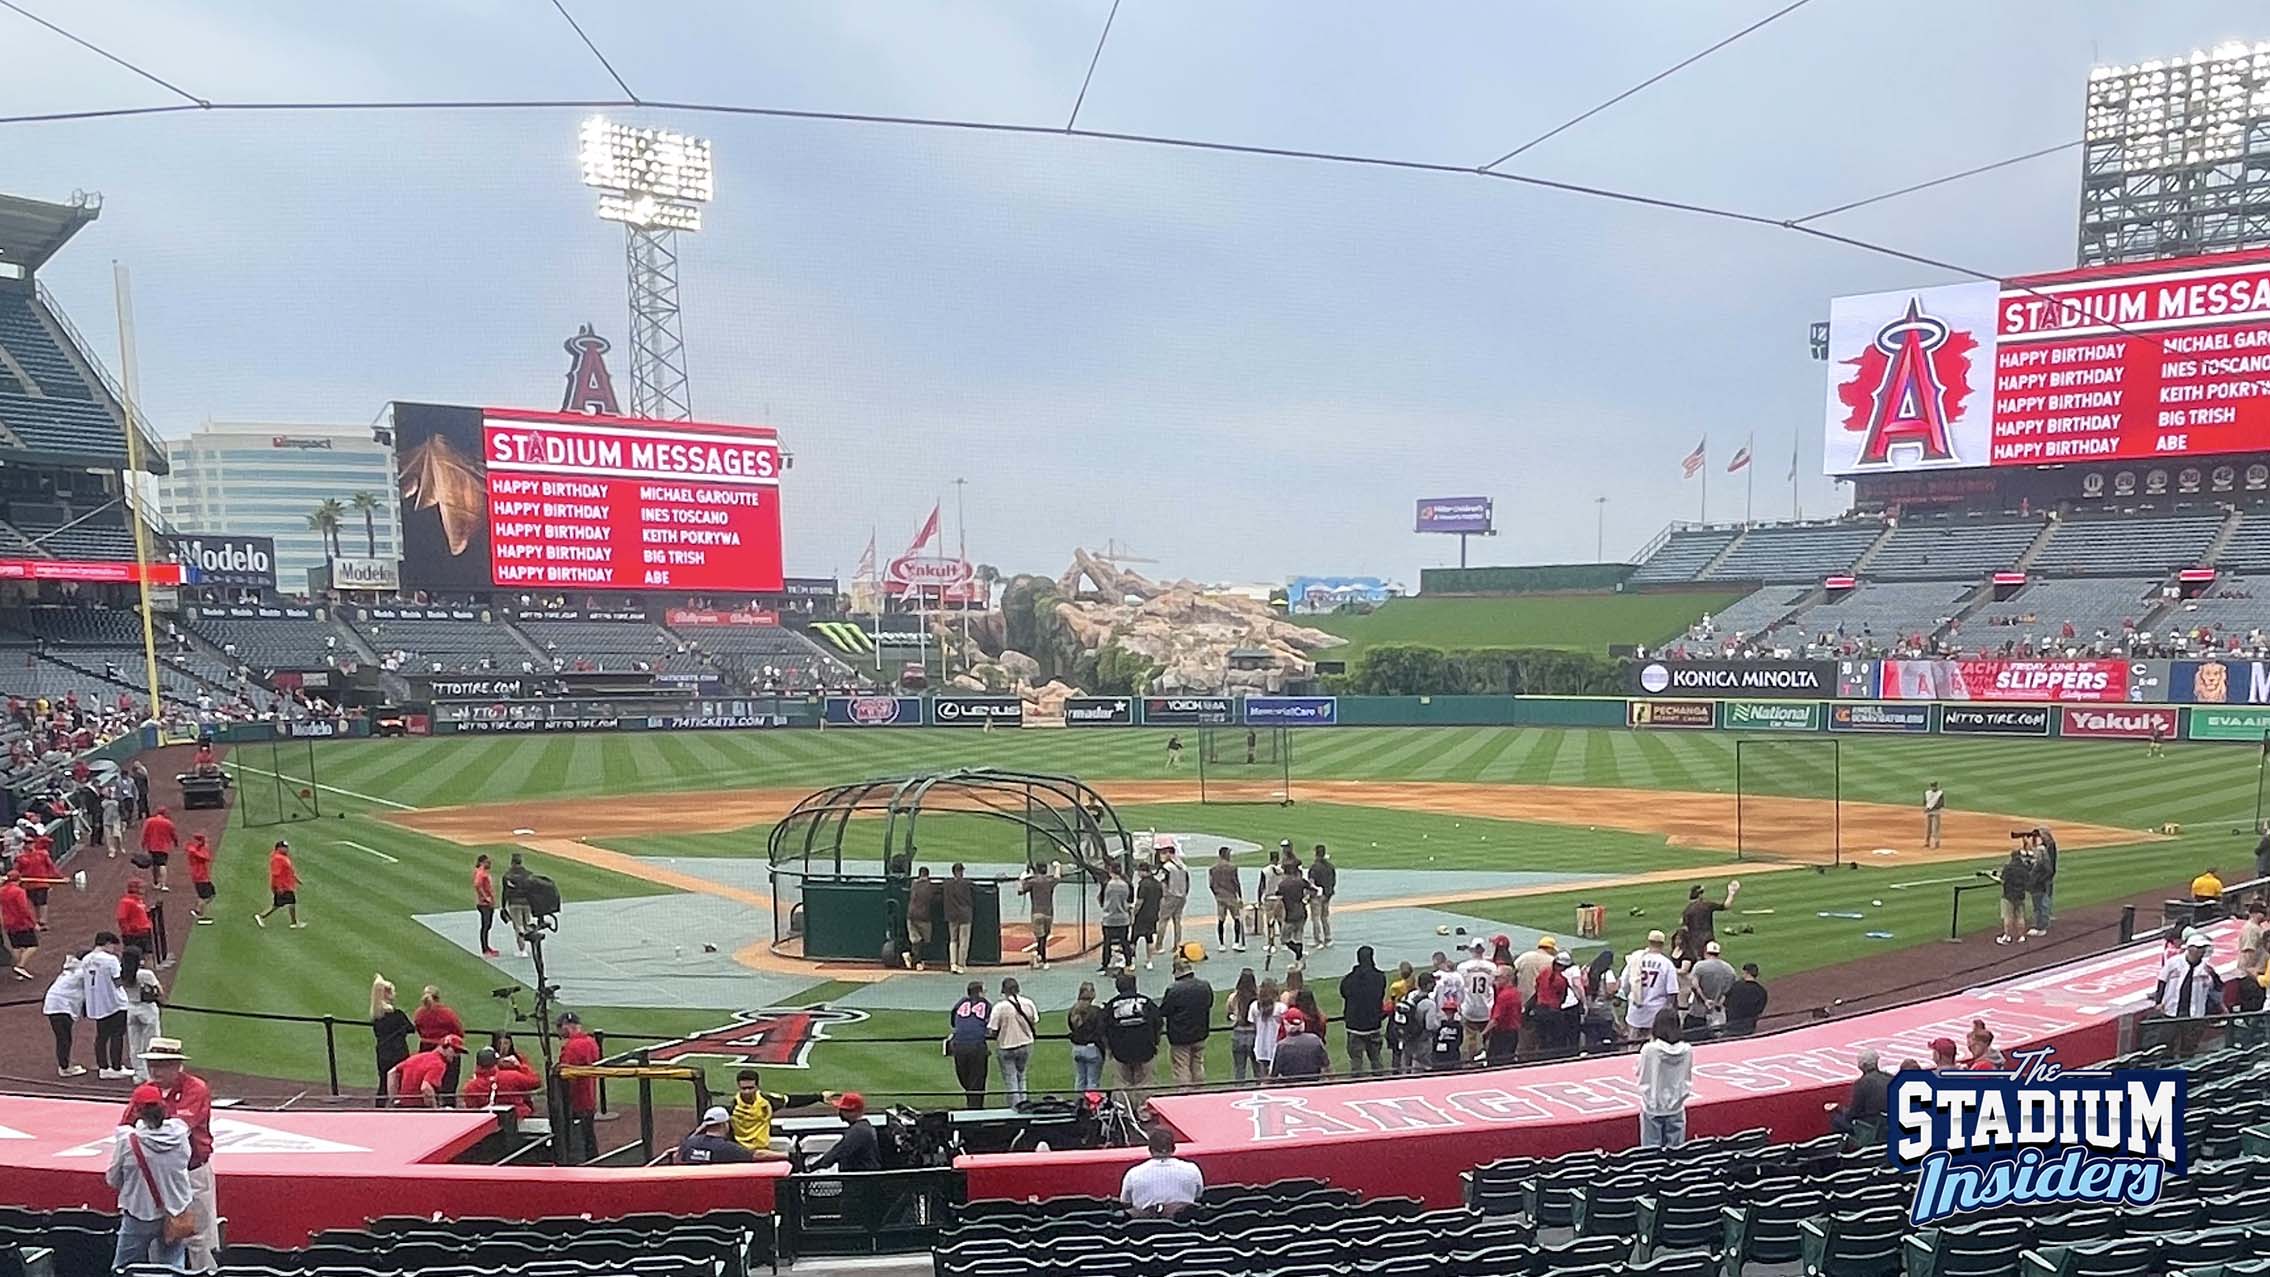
[14,837,57,929]
[555,1011,603,1162]
[388,1034,464,1107]
[139,807,178,892]
[459,1046,542,1118]
[472,855,499,958]
[2,871,37,980]
[253,840,303,929]
[128,1036,218,1269]
[184,835,215,923]
[115,879,154,958]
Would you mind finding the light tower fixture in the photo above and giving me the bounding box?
[2079,42,2270,266]
[578,116,714,420]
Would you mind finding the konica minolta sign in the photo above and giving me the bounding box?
[1626,660,1837,698]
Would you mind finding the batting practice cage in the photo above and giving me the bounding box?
[1198,726,1292,805]
[229,736,323,828]
[1732,737,1842,866]
[765,769,1133,968]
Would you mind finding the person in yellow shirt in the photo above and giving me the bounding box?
[2193,868,2226,903]
[727,1068,823,1156]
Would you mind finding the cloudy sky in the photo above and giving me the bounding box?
[3,2,2265,586]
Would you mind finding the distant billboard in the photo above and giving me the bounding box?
[170,534,277,589]
[1415,497,1493,535]
[1825,247,2270,477]
[1285,576,1400,613]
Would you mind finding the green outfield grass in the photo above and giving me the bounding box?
[1303,590,1742,655]
[600,801,1728,876]
[164,725,2244,1104]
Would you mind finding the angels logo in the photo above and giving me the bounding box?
[1838,298,1980,466]
[647,1006,868,1070]
[561,323,623,416]
[1823,281,1999,476]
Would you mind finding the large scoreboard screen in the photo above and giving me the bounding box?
[395,404,784,593]
[1823,248,2270,477]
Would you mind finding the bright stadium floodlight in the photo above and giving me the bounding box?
[2079,41,2270,266]
[578,116,714,420]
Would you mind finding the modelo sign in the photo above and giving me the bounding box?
[932,696,1023,727]
[822,695,924,727]
[2059,705,2178,740]
[173,534,277,589]
[1063,696,1134,727]
[1879,659,2134,703]
[1629,660,1835,698]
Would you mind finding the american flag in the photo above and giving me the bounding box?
[1727,443,1752,473]
[1681,438,1707,478]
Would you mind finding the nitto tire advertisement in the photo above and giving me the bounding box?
[1941,706,2052,736]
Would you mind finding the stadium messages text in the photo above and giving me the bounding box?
[394,403,784,593]
[1824,249,2270,475]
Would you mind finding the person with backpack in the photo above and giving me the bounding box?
[1393,972,1442,1074]
[1338,945,1387,1075]
[1102,971,1163,1091]
[502,852,535,954]
[986,977,1038,1105]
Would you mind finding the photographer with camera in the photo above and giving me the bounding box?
[2027,827,2058,936]
[1992,838,2033,946]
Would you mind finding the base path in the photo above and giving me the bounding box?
[389,779,2157,866]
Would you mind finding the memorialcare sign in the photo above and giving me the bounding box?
[1062,696,1135,727]
[2058,705,2178,740]
[2186,706,2270,742]
[1889,1047,2183,1226]
[1723,701,1824,731]
[822,695,925,727]
[1942,706,2052,736]
[1243,696,1338,726]
[1628,660,1836,698]
[1626,699,1716,729]
[1829,702,1933,733]
[932,696,1024,728]
[1142,696,1234,726]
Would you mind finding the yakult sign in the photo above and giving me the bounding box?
[2058,706,2178,740]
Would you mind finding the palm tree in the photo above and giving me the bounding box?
[348,491,381,557]
[307,499,345,562]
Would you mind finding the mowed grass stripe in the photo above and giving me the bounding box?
[1472,729,1554,781]
[1409,727,1503,780]
[1624,730,1702,792]
[1444,727,1524,781]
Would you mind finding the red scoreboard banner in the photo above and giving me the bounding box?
[481,409,784,593]
[1879,658,2132,703]
[1825,248,2270,475]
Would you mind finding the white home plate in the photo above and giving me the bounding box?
[1871,848,1899,856]
[513,827,536,836]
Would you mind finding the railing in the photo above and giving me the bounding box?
[31,278,172,480]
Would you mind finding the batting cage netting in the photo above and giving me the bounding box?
[1198,726,1292,806]
[230,736,324,828]
[1732,736,1842,866]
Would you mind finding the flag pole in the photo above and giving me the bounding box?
[1745,433,1755,525]
[1700,437,1708,523]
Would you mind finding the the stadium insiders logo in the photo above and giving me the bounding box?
[1838,297,1980,467]
[647,1007,869,1070]
[561,322,623,416]
[1889,1047,2185,1226]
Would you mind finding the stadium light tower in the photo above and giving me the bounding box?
[2080,41,2270,266]
[578,116,714,420]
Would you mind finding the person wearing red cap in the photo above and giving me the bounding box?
[183,835,215,924]
[139,808,178,893]
[1928,1037,1959,1069]
[387,1034,464,1107]
[1,870,37,979]
[106,1081,192,1269]
[807,1092,880,1172]
[253,840,302,929]
[556,1011,602,1161]
[115,880,154,958]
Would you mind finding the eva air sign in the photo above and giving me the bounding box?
[1724,701,1823,732]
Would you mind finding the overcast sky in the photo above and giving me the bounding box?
[4,2,2265,586]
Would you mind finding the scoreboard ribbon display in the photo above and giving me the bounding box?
[484,410,783,592]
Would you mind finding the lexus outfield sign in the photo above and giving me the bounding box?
[1627,660,1836,698]
[932,696,1024,728]
[171,534,277,589]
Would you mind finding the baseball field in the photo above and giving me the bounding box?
[152,724,2237,1105]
